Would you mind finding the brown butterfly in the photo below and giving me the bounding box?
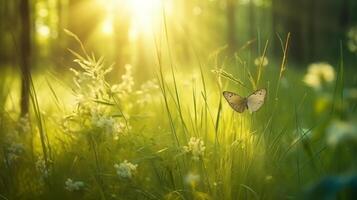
[223,88,267,113]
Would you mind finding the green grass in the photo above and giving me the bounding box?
[0,34,356,200]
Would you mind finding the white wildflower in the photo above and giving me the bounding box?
[347,26,357,53]
[17,115,31,134]
[65,178,85,191]
[95,116,115,130]
[254,56,268,67]
[7,143,24,154]
[136,93,152,106]
[74,94,91,106]
[136,80,159,106]
[71,68,90,86]
[112,64,135,99]
[185,172,200,186]
[110,84,120,94]
[113,122,131,140]
[303,62,335,90]
[142,79,159,91]
[114,160,138,179]
[70,56,113,106]
[183,137,206,160]
[36,157,51,178]
[91,109,130,139]
[91,110,115,132]
[5,143,24,164]
[326,120,357,147]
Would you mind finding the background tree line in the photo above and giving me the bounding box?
[0,0,356,114]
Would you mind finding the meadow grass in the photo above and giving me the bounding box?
[0,32,355,200]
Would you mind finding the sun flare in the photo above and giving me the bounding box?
[129,0,161,33]
[101,17,114,35]
[99,0,162,38]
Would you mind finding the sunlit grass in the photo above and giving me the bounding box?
[1,10,357,200]
[0,40,354,199]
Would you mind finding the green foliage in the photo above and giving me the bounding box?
[0,32,356,200]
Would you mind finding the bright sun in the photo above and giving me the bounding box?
[99,0,162,37]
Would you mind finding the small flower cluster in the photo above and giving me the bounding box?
[303,62,335,90]
[136,79,159,106]
[113,122,132,140]
[70,57,112,106]
[254,56,269,67]
[65,178,85,192]
[91,109,115,132]
[185,172,200,186]
[91,109,131,139]
[65,48,137,147]
[114,160,138,179]
[183,137,206,160]
[111,64,135,99]
[17,115,31,134]
[326,120,357,147]
[36,157,51,179]
[5,143,24,164]
[74,94,91,107]
[347,26,357,54]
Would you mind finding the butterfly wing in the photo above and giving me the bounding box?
[247,88,266,112]
[223,91,247,113]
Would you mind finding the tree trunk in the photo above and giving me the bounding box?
[307,0,316,62]
[339,0,350,31]
[55,0,67,57]
[282,1,304,64]
[19,0,31,116]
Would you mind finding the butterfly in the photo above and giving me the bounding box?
[223,88,267,113]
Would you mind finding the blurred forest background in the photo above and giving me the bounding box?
[1,0,357,115]
[1,0,357,73]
